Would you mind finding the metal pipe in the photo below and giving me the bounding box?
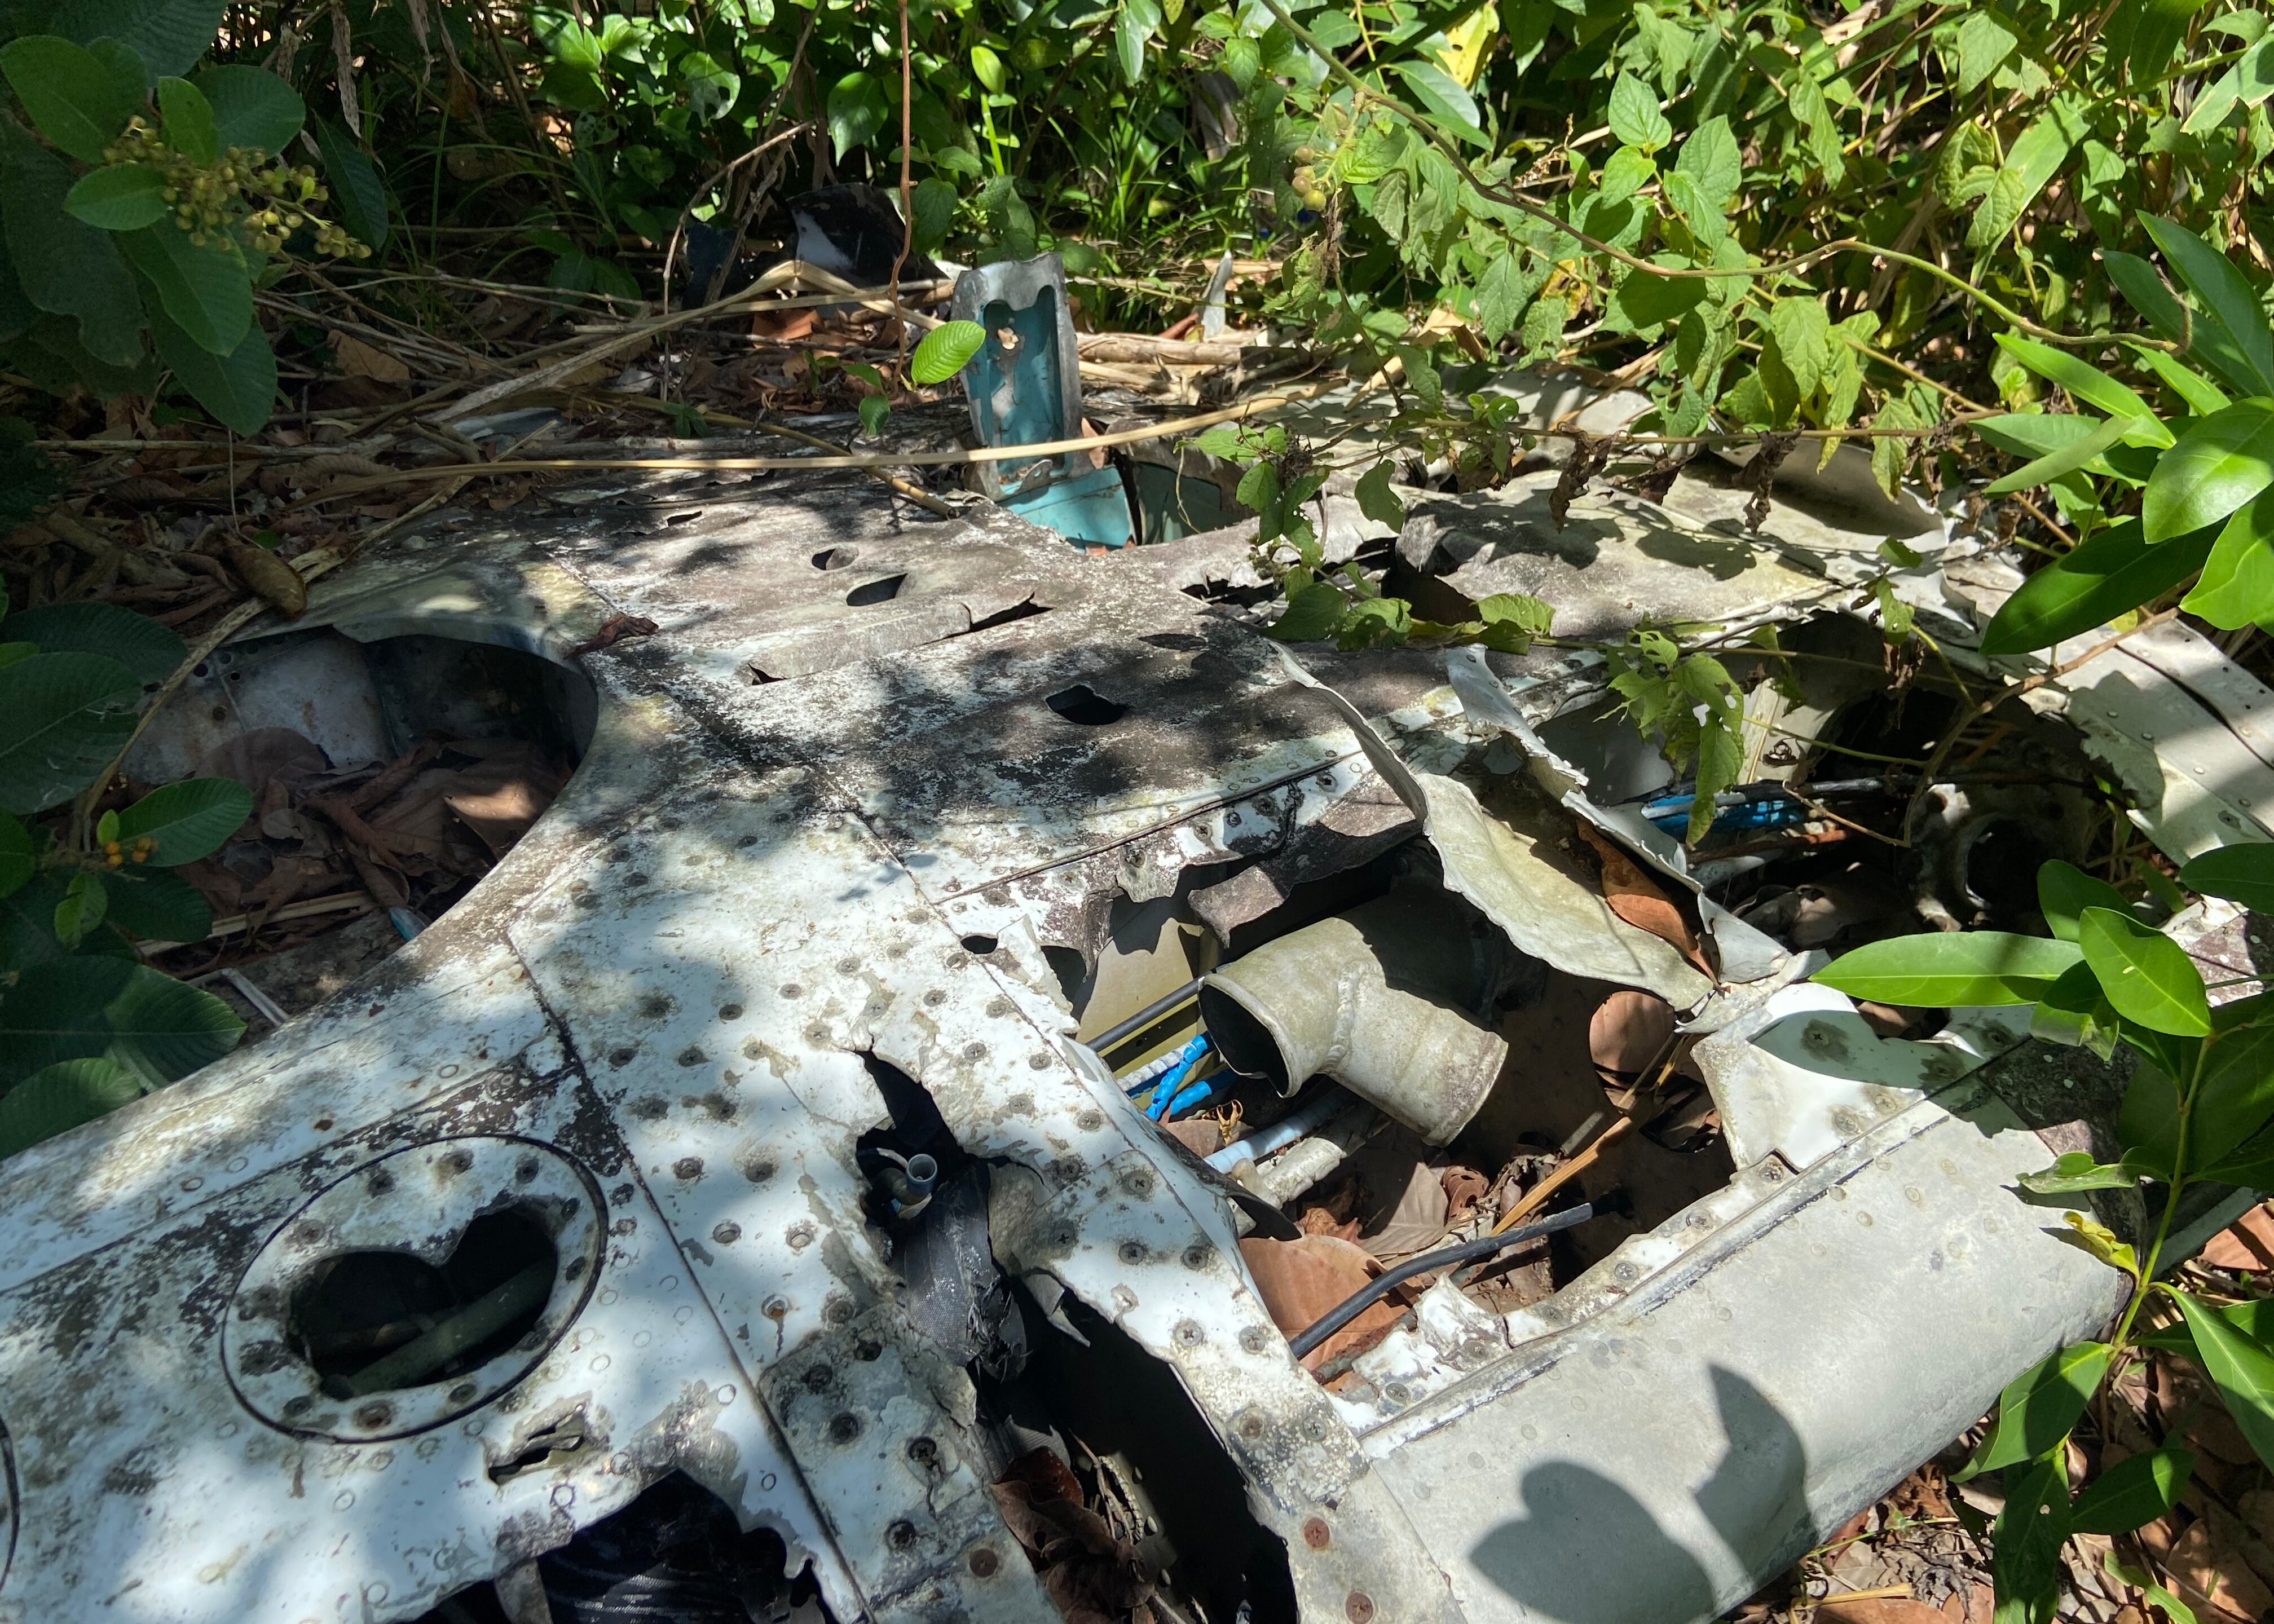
[1083,977,1202,1057]
[1206,1089,1352,1172]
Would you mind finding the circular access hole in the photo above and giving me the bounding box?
[845,574,906,606]
[287,1207,557,1398]
[1045,683,1126,726]
[812,546,861,571]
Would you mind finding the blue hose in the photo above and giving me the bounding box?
[1145,1039,1212,1119]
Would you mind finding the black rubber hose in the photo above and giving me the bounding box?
[1082,977,1202,1057]
[1285,1203,1601,1360]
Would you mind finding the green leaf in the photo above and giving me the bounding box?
[969,43,1006,94]
[2105,0,2216,85]
[2175,1290,2274,1472]
[1985,414,2131,496]
[2143,399,2274,543]
[1993,334,2165,430]
[2069,1446,2192,1535]
[2131,343,2233,417]
[2104,1552,2199,1624]
[1606,72,1671,153]
[192,64,303,154]
[2140,216,2274,398]
[1116,0,1160,86]
[1270,582,1348,643]
[97,864,208,942]
[910,320,985,386]
[155,75,216,165]
[0,36,138,162]
[118,222,250,356]
[0,953,242,1085]
[2183,36,2274,134]
[2077,906,2210,1036]
[0,1056,143,1159]
[1387,61,1487,147]
[857,394,889,438]
[1673,114,1741,205]
[2180,842,2274,910]
[63,164,167,231]
[1473,592,1555,654]
[52,0,226,79]
[0,814,29,899]
[2191,998,2274,1167]
[52,868,103,947]
[149,298,274,435]
[1980,519,2215,656]
[1952,8,2017,95]
[2183,488,2274,630]
[1354,461,1406,533]
[2040,861,2131,941]
[0,601,184,683]
[679,50,741,121]
[910,176,956,256]
[1813,931,2084,1007]
[113,776,249,865]
[2031,960,2121,1055]
[1767,296,1831,401]
[0,651,137,814]
[827,70,888,160]
[0,121,146,368]
[1957,1342,2111,1478]
[314,120,389,251]
[2017,1150,2139,1194]
[1993,1454,2069,1624]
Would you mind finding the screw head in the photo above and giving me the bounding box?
[1302,1516,1331,1550]
[1346,1591,1376,1623]
[968,1547,1001,1578]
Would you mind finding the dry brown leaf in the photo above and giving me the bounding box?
[1237,1234,1403,1373]
[1816,1599,1943,1624]
[1574,827,1711,973]
[2164,1507,2274,1622]
[2199,1204,2274,1272]
[332,332,411,383]
[221,538,308,617]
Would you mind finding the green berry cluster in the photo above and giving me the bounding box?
[103,119,370,258]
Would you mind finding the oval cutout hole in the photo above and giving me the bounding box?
[845,574,906,607]
[812,546,860,571]
[1046,684,1126,726]
[960,934,998,955]
[287,1207,557,1397]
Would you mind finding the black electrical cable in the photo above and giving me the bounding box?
[1285,1203,1602,1360]
[1082,977,1203,1057]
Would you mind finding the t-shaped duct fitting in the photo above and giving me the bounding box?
[1197,886,1515,1144]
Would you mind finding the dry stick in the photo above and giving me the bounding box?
[753,418,958,518]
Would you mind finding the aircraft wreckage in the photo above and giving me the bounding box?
[0,363,2266,1624]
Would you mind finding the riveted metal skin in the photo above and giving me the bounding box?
[0,454,2237,1623]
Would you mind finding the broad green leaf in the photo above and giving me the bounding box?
[1673,115,1741,206]
[1993,334,2164,430]
[1115,0,1161,86]
[2070,1448,2192,1537]
[1966,98,2085,255]
[97,864,208,943]
[826,70,888,160]
[909,176,956,256]
[910,320,985,386]
[2041,862,2132,942]
[2140,1298,2274,1355]
[2175,1290,2274,1472]
[2016,1150,2139,1194]
[2141,215,2274,398]
[1594,146,1656,207]
[1387,61,1487,147]
[2078,906,2210,1035]
[1986,414,2131,496]
[52,868,104,947]
[1975,411,2121,462]
[0,1056,143,1159]
[0,36,137,162]
[679,49,740,121]
[2104,1554,2199,1624]
[1270,583,1348,643]
[155,75,216,165]
[113,776,249,866]
[1473,592,1554,654]
[1980,520,2214,656]
[2142,399,2274,542]
[0,954,243,1085]
[314,120,389,251]
[192,64,304,154]
[1608,256,1707,333]
[2030,960,2120,1056]
[0,601,183,684]
[0,651,138,814]
[2120,1061,2183,1178]
[63,164,167,230]
[118,222,250,356]
[2130,342,2233,417]
[0,121,145,368]
[969,44,1006,94]
[1606,72,1670,153]
[0,814,29,898]
[1958,1342,2110,1478]
[1766,296,1831,400]
[1354,461,1406,532]
[2108,248,2263,404]
[1813,932,2082,1007]
[2181,37,2274,134]
[52,0,226,79]
[2183,488,2274,629]
[1994,1454,2069,1624]
[2191,998,2274,1167]
[149,299,275,435]
[2181,842,2274,909]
